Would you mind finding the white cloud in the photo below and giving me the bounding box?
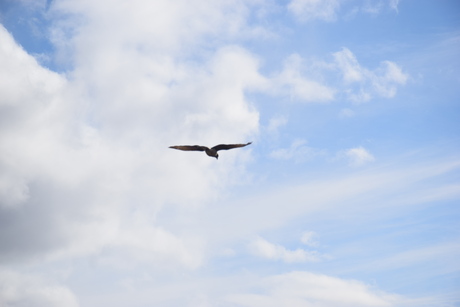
[50,0,259,56]
[0,1,456,306]
[333,48,365,83]
[288,0,340,22]
[344,146,375,166]
[333,48,408,103]
[228,271,403,307]
[373,61,409,97]
[271,54,335,103]
[0,26,67,209]
[265,49,407,104]
[0,268,78,307]
[249,237,321,263]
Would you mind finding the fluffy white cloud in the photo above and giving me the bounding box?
[0,26,67,210]
[0,0,262,269]
[249,237,321,263]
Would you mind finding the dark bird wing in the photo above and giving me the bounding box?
[169,145,208,151]
[212,142,252,152]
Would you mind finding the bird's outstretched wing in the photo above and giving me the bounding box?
[212,142,252,152]
[169,145,208,151]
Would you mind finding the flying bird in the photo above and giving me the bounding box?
[169,142,252,159]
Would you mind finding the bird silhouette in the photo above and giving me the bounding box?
[169,142,252,159]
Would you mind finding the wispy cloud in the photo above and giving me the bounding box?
[288,0,402,22]
[249,236,321,263]
[270,54,336,103]
[266,115,288,134]
[333,48,408,103]
[301,231,319,247]
[349,240,460,275]
[270,139,324,162]
[288,0,340,22]
[198,157,460,245]
[389,0,400,12]
[228,271,404,306]
[266,49,408,104]
[343,146,376,166]
[339,108,356,118]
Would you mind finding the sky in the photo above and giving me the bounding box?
[0,0,459,306]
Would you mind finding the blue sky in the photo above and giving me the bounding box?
[0,0,459,306]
